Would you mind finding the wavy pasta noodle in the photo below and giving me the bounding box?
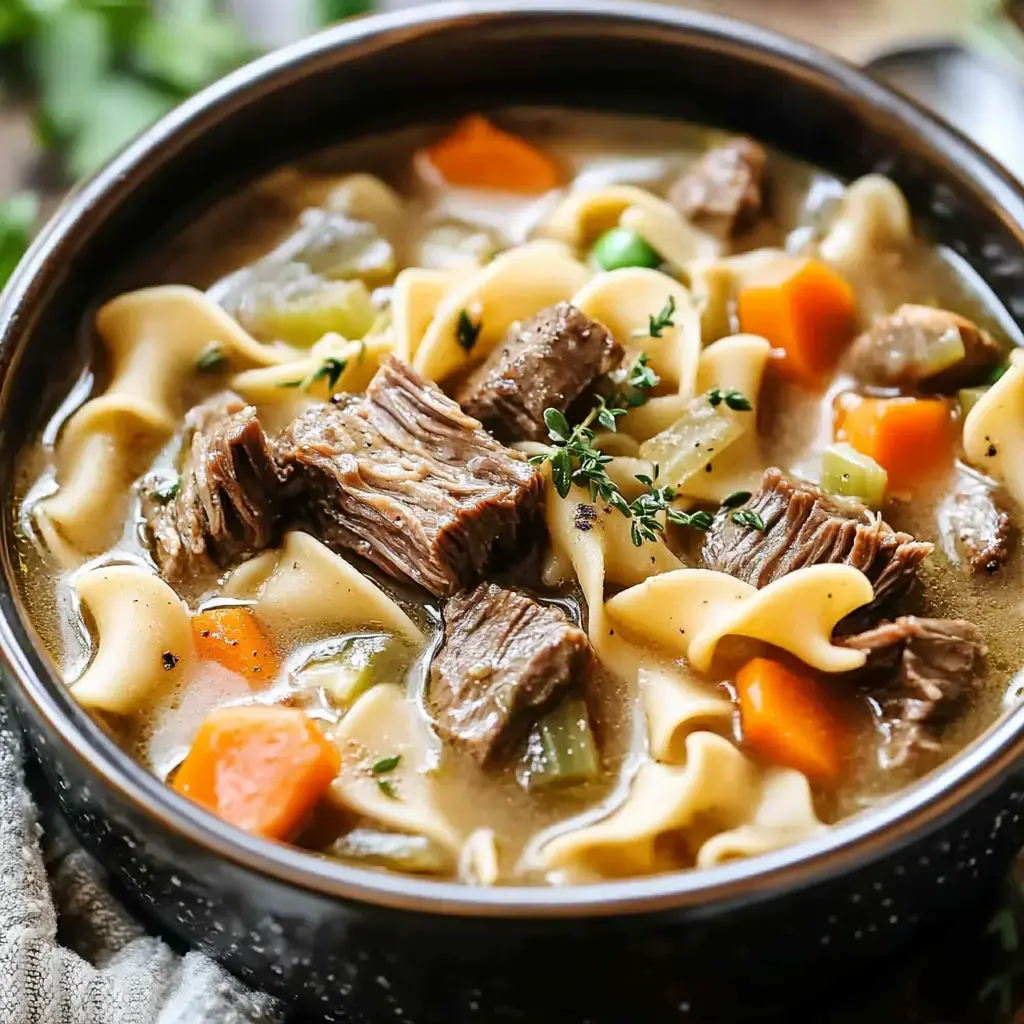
[962,359,1024,508]
[230,333,393,433]
[330,683,460,852]
[70,563,194,715]
[571,268,701,395]
[390,266,469,364]
[606,564,873,673]
[818,174,912,275]
[539,730,822,880]
[36,286,291,557]
[224,531,423,643]
[411,240,589,384]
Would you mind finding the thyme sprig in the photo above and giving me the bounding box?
[631,295,676,339]
[631,470,713,544]
[531,406,630,516]
[533,406,714,546]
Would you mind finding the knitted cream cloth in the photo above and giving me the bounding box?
[0,690,282,1024]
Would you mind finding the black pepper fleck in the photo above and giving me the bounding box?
[162,652,179,671]
[574,503,598,532]
[987,444,998,457]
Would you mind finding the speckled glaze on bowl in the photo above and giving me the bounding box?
[4,3,1024,1021]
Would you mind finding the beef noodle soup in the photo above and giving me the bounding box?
[13,110,1024,886]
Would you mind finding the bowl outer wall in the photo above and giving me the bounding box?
[1,0,1024,925]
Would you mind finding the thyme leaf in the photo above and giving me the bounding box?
[707,387,753,412]
[278,356,348,392]
[371,754,402,774]
[731,508,767,531]
[456,308,482,352]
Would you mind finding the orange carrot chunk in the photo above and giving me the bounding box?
[737,258,856,387]
[833,392,954,492]
[421,114,560,193]
[735,657,848,786]
[173,705,341,840]
[191,606,279,684]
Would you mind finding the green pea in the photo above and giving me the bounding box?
[589,227,661,271]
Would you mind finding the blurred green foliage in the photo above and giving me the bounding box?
[0,0,375,287]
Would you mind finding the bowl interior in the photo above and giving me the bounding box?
[3,0,1024,915]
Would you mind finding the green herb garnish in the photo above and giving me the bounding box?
[195,343,228,374]
[632,295,676,339]
[371,754,402,774]
[708,387,753,412]
[721,490,752,509]
[278,356,348,392]
[151,479,180,505]
[456,308,482,352]
[630,471,713,543]
[376,778,399,799]
[614,352,660,409]
[534,403,715,546]
[731,508,767,531]
[530,407,629,516]
[990,364,1009,384]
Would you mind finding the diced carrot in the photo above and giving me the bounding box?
[833,392,954,492]
[420,114,560,193]
[737,258,856,387]
[173,705,341,840]
[191,606,278,684]
[735,657,848,786]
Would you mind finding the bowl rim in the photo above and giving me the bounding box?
[4,0,1024,920]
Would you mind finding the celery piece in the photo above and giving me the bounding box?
[416,219,497,271]
[821,442,888,507]
[327,828,453,875]
[958,385,989,419]
[638,392,747,488]
[238,265,375,346]
[295,633,405,707]
[524,696,601,791]
[277,209,395,287]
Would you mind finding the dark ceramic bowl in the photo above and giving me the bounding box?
[4,3,1024,1021]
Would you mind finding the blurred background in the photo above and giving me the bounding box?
[0,0,1023,289]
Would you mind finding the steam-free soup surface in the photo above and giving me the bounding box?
[13,109,1024,885]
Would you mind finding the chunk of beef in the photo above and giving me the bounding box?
[702,468,932,618]
[141,392,279,580]
[846,305,1003,393]
[840,617,986,765]
[455,302,621,444]
[668,137,767,238]
[938,469,1013,574]
[276,357,543,597]
[430,583,592,764]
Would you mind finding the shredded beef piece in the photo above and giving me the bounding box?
[668,137,767,238]
[275,357,543,597]
[840,617,986,765]
[702,468,932,618]
[939,469,1013,574]
[141,392,279,580]
[456,302,621,444]
[846,305,1003,393]
[430,583,592,764]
